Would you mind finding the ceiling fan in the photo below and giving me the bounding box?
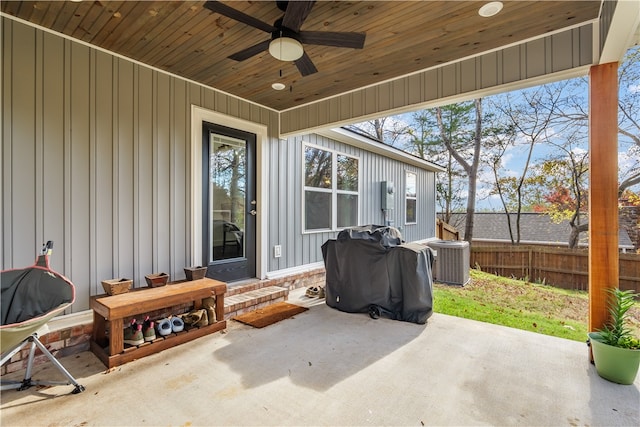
[203,0,366,76]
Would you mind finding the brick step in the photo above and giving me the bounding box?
[225,279,274,297]
[223,286,288,319]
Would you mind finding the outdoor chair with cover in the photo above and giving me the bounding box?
[1,241,85,394]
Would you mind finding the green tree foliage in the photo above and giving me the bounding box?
[530,129,589,248]
[434,100,483,243]
[346,46,639,249]
[406,109,466,223]
[487,83,566,243]
[554,46,640,195]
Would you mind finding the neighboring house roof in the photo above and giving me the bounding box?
[443,212,635,250]
[619,205,640,250]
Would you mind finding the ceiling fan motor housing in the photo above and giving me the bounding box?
[271,19,299,42]
[276,1,289,13]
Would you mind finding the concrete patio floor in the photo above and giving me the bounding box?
[1,288,639,426]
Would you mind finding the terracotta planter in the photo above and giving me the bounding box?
[184,266,207,281]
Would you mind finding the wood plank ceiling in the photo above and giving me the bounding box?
[1,1,601,111]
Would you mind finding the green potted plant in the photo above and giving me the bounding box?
[588,288,640,385]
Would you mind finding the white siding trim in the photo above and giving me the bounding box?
[317,128,445,172]
[599,0,640,63]
[279,20,599,115]
[190,106,269,279]
[266,261,325,279]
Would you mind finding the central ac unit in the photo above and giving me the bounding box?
[425,240,470,286]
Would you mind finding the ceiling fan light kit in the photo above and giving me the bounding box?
[271,82,286,91]
[269,37,304,61]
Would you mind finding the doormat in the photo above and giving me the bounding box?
[233,302,308,328]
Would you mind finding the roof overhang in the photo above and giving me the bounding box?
[599,0,640,63]
[1,1,638,136]
[317,127,445,172]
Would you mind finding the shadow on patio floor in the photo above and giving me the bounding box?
[1,288,639,426]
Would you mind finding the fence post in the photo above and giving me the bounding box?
[528,247,532,281]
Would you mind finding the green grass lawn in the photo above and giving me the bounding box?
[432,269,640,342]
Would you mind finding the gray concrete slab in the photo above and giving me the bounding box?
[2,288,639,426]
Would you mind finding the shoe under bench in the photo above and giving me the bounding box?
[89,278,227,368]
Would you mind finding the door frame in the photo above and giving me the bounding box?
[190,106,268,280]
[202,121,256,281]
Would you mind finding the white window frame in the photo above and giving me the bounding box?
[303,143,360,233]
[405,171,417,225]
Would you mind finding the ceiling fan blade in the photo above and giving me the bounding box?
[299,31,366,49]
[282,0,315,32]
[228,39,271,61]
[294,52,318,76]
[204,1,275,33]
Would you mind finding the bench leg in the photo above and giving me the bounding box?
[215,293,225,321]
[109,318,124,356]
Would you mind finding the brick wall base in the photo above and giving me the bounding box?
[1,323,93,375]
[265,266,326,292]
[1,267,327,375]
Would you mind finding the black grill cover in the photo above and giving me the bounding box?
[337,224,403,247]
[322,226,434,324]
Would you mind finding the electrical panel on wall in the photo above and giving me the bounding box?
[381,181,395,210]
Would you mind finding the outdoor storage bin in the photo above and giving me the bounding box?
[321,225,434,324]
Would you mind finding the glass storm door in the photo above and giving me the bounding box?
[202,122,256,282]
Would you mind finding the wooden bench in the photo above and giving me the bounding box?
[90,278,226,368]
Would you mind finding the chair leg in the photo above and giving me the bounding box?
[1,334,85,394]
[0,340,30,391]
[0,340,26,366]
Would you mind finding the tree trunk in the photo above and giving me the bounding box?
[436,99,483,247]
[464,99,483,244]
[568,222,589,249]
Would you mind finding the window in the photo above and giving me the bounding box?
[304,145,359,231]
[406,172,417,224]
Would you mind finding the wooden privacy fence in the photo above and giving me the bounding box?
[470,245,640,293]
[436,218,460,241]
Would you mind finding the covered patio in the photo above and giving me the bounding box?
[1,2,640,425]
[1,288,639,426]
[2,1,638,331]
